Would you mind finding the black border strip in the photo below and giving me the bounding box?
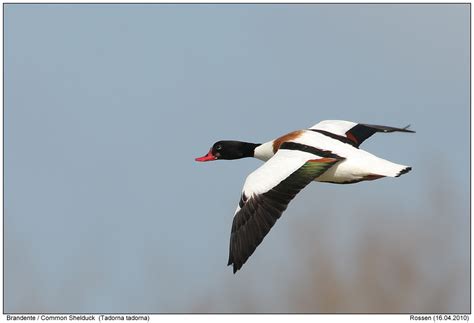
[309,129,357,147]
[280,141,344,160]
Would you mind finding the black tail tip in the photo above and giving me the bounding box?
[396,166,412,177]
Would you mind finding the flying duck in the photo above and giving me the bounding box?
[196,120,415,273]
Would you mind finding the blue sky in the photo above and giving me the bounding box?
[4,4,469,313]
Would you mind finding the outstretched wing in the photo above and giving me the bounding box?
[228,145,343,273]
[309,120,415,148]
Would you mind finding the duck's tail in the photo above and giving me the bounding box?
[395,166,412,177]
[372,159,412,178]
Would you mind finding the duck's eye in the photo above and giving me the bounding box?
[216,144,222,151]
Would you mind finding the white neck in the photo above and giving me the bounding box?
[253,141,275,162]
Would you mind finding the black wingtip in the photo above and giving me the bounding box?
[228,262,239,274]
[402,124,416,133]
[227,259,239,274]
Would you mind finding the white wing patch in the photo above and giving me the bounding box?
[309,120,357,137]
[234,149,316,215]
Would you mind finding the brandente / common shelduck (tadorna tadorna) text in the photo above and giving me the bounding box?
[196,120,415,273]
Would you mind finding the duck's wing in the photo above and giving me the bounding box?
[309,120,415,148]
[228,143,343,273]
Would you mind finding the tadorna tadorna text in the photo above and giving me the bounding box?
[196,120,415,273]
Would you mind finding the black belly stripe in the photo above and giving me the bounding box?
[309,129,357,147]
[280,141,343,160]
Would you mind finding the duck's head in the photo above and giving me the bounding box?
[195,141,260,162]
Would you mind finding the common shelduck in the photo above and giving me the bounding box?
[196,120,415,273]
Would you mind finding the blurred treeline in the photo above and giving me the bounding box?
[189,174,469,313]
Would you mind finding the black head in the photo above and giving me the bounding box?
[195,141,260,162]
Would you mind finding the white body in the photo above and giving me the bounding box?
[254,129,408,184]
